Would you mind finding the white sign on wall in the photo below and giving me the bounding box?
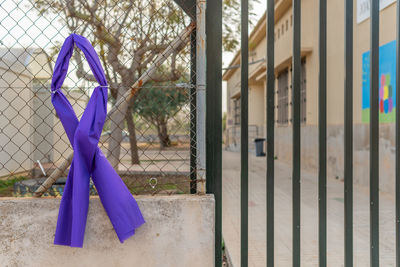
[357,0,396,24]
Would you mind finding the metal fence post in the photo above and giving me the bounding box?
[205,0,223,266]
[190,25,197,194]
[266,0,275,266]
[370,1,380,266]
[240,0,249,266]
[319,0,327,266]
[292,0,301,266]
[197,0,206,194]
[344,0,353,266]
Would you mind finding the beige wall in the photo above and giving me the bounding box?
[249,83,265,133]
[225,0,321,129]
[326,1,397,125]
[272,0,319,125]
[0,50,55,177]
[223,0,399,192]
[225,0,398,127]
[326,1,345,124]
[0,69,33,176]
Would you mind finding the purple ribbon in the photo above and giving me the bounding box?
[51,34,145,247]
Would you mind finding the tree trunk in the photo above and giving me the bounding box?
[125,110,140,164]
[157,120,171,149]
[106,91,127,168]
[34,25,195,196]
[105,24,193,167]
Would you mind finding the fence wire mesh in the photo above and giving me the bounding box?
[0,0,199,197]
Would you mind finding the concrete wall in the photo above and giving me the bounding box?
[0,195,215,267]
[0,69,33,176]
[0,49,52,177]
[275,124,396,194]
[31,82,53,164]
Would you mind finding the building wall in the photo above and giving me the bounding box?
[325,1,397,125]
[353,1,397,124]
[0,49,55,177]
[275,124,396,194]
[226,0,320,129]
[226,68,240,130]
[0,70,33,177]
[326,0,345,125]
[249,83,265,136]
[226,0,398,126]
[224,1,399,192]
[31,80,53,164]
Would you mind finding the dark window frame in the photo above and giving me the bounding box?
[276,69,289,125]
[233,97,241,125]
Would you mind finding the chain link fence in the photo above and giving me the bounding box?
[0,0,200,197]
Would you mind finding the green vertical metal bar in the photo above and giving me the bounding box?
[318,0,327,266]
[396,2,400,266]
[190,26,197,194]
[205,0,222,266]
[344,0,353,266]
[266,0,275,266]
[241,0,249,266]
[292,0,301,266]
[370,0,379,266]
[173,0,196,18]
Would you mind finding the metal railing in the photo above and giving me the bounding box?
[223,0,400,267]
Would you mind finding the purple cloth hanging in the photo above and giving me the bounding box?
[51,34,145,247]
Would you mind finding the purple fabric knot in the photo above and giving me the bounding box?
[52,34,145,247]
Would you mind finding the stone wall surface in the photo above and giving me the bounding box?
[0,195,214,267]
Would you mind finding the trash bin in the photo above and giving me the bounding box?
[254,138,266,157]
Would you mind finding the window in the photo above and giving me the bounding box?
[278,28,280,38]
[277,69,289,125]
[286,20,288,30]
[288,59,307,124]
[233,98,240,125]
[281,24,284,35]
[300,59,307,123]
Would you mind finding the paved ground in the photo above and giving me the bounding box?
[222,150,396,267]
[99,144,190,173]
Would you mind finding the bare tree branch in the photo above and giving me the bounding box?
[34,22,195,191]
[32,0,193,192]
[116,2,133,36]
[108,22,194,120]
[33,152,73,197]
[73,50,98,82]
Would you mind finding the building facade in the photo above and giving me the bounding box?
[223,0,398,193]
[0,47,88,177]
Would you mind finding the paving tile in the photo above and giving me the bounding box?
[222,151,396,267]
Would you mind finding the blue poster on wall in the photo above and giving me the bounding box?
[362,40,397,123]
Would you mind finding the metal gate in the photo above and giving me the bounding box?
[208,0,400,266]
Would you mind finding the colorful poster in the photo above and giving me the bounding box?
[362,40,396,123]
